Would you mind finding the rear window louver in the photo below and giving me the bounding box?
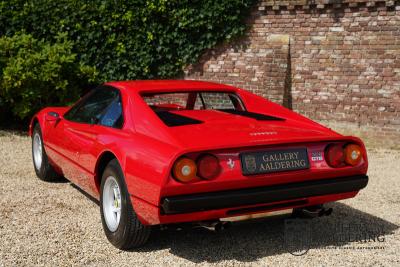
[218,109,285,121]
[156,111,203,127]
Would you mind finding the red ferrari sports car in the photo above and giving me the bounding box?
[29,80,368,249]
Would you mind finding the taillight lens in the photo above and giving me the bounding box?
[325,144,345,167]
[172,157,197,183]
[344,144,362,166]
[325,143,363,168]
[197,154,221,180]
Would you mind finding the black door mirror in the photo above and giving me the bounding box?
[45,111,62,121]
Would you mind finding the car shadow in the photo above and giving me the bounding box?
[70,183,99,205]
[136,202,398,263]
[47,176,70,184]
[68,183,398,262]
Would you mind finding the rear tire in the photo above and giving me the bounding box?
[32,124,62,182]
[100,159,151,249]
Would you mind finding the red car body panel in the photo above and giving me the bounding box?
[29,80,368,225]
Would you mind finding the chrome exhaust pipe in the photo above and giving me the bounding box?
[197,221,231,232]
[160,221,233,232]
[293,206,333,218]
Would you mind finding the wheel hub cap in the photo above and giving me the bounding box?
[103,176,122,232]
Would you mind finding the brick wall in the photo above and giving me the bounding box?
[185,0,400,149]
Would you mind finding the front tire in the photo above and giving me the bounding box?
[100,159,151,249]
[32,124,62,181]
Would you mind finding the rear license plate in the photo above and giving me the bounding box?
[240,148,310,175]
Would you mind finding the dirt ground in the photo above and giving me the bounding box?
[0,131,399,266]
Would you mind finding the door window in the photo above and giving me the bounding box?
[64,87,124,128]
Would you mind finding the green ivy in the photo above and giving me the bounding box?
[0,0,256,81]
[0,0,255,122]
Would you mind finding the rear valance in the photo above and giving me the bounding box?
[161,175,368,214]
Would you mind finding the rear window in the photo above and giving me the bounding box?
[141,91,284,126]
[141,91,245,112]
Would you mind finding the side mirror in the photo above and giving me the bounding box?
[45,111,62,122]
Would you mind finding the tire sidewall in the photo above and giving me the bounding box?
[100,160,131,248]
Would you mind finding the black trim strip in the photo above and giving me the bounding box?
[156,111,203,127]
[218,109,285,121]
[161,175,368,214]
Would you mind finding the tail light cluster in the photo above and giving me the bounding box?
[325,143,363,168]
[172,154,221,183]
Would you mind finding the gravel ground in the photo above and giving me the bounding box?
[0,131,399,267]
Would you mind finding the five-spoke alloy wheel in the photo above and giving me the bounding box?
[100,159,151,249]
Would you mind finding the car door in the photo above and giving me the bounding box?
[76,88,124,176]
[61,86,123,193]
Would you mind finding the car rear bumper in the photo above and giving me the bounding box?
[161,175,368,215]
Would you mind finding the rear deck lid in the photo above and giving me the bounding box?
[163,110,340,150]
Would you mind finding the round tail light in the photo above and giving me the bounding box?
[344,144,362,166]
[197,154,221,180]
[172,157,197,183]
[325,144,345,168]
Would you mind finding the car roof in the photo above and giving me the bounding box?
[105,80,238,94]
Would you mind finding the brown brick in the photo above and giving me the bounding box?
[185,1,400,145]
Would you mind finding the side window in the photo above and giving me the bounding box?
[99,94,123,128]
[64,87,123,128]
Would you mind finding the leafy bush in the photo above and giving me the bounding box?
[0,33,97,119]
[0,0,256,81]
